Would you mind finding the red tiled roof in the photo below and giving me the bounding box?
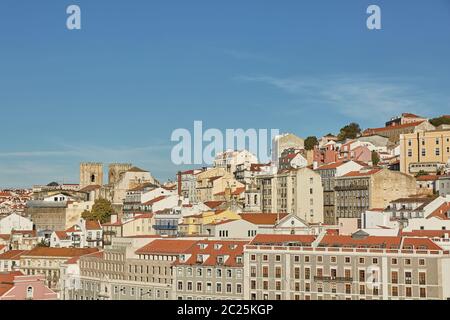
[316,161,346,170]
[85,220,102,230]
[0,234,10,241]
[142,196,167,206]
[176,240,248,267]
[21,247,99,258]
[54,231,70,240]
[427,202,450,220]
[250,234,316,246]
[402,237,443,250]
[0,271,24,296]
[0,250,28,260]
[401,230,450,238]
[240,213,288,225]
[204,201,225,209]
[364,120,426,134]
[135,240,198,255]
[319,235,402,248]
[343,168,382,177]
[416,175,440,181]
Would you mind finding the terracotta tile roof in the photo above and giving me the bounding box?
[401,230,450,238]
[402,237,443,250]
[176,240,248,267]
[21,247,99,258]
[250,234,316,246]
[135,239,198,255]
[427,202,450,220]
[204,201,225,209]
[0,250,28,260]
[343,168,382,177]
[0,234,10,241]
[319,235,402,248]
[416,175,440,181]
[240,213,288,225]
[134,213,154,219]
[142,195,167,206]
[315,161,346,170]
[85,220,102,230]
[364,120,426,134]
[0,271,24,296]
[54,231,70,240]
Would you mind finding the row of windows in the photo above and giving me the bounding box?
[177,281,242,295]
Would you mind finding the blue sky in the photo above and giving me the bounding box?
[0,0,449,187]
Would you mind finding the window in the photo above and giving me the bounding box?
[305,268,310,280]
[405,259,411,266]
[216,283,222,293]
[420,288,426,298]
[26,287,34,300]
[359,258,365,264]
[436,148,440,156]
[345,284,351,294]
[262,266,269,278]
[391,258,398,265]
[359,270,365,282]
[419,272,426,285]
[250,255,256,261]
[392,286,398,297]
[177,282,183,291]
[405,271,412,285]
[391,271,398,284]
[275,267,282,278]
[275,255,281,262]
[406,287,412,298]
[304,256,310,263]
[345,257,351,264]
[197,282,202,292]
[294,267,300,280]
[419,259,426,266]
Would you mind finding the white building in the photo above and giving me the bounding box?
[203,219,258,239]
[0,213,33,234]
[214,150,258,175]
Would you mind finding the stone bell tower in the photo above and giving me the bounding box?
[80,162,104,189]
[108,163,133,185]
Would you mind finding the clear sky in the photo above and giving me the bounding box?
[0,0,449,187]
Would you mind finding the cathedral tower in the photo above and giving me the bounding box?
[80,163,104,189]
[108,163,133,185]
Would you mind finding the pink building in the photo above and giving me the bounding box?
[0,271,57,300]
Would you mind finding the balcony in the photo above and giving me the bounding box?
[153,225,178,231]
[314,276,353,283]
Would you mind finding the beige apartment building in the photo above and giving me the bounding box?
[400,129,450,175]
[68,238,196,300]
[334,168,417,222]
[244,234,450,300]
[256,168,323,224]
[174,240,247,300]
[19,247,99,290]
[196,168,244,203]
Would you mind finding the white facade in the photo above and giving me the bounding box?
[0,213,33,234]
[203,219,258,239]
[214,150,258,174]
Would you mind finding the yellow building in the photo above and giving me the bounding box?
[179,209,241,236]
[196,168,244,202]
[400,129,450,174]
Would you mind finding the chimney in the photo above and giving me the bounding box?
[110,214,118,224]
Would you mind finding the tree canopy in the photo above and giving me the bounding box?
[429,116,450,127]
[337,122,361,141]
[82,198,114,224]
[304,136,319,150]
[371,150,380,166]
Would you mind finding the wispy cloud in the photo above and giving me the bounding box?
[236,74,449,121]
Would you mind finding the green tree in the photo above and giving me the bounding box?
[337,122,361,141]
[429,116,450,127]
[304,136,319,150]
[371,150,380,166]
[82,198,114,223]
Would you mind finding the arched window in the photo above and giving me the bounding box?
[26,286,34,300]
